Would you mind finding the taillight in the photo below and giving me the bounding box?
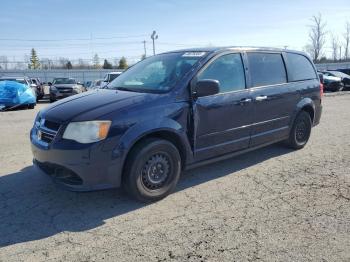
[320,83,324,98]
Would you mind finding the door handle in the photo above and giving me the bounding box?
[255,95,268,101]
[239,98,252,105]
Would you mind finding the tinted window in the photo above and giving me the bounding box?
[286,53,317,81]
[247,53,287,87]
[198,53,245,93]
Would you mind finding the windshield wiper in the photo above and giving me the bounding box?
[114,87,140,92]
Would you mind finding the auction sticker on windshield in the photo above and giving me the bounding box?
[182,52,206,57]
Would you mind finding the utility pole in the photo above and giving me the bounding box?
[151,30,158,55]
[142,40,147,57]
[339,46,342,61]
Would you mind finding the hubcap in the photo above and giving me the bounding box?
[296,119,308,143]
[141,153,170,190]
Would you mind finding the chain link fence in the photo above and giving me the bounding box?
[0,69,124,83]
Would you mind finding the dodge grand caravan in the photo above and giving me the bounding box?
[31,47,322,202]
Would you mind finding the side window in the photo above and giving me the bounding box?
[286,53,317,81]
[198,53,246,93]
[247,53,287,87]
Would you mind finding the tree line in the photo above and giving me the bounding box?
[24,49,130,70]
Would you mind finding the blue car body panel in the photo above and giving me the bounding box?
[0,81,36,108]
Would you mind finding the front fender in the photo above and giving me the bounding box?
[112,117,192,164]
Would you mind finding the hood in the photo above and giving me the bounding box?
[53,84,77,88]
[40,89,159,123]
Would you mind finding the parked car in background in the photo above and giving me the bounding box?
[101,72,122,88]
[89,79,104,90]
[0,77,36,110]
[318,72,344,92]
[31,77,45,100]
[83,81,92,91]
[336,68,350,75]
[322,71,350,90]
[31,47,322,202]
[49,78,84,103]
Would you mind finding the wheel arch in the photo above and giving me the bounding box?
[292,98,315,126]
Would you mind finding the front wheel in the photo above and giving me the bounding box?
[123,138,181,202]
[285,111,312,149]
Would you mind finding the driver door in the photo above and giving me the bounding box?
[193,53,254,161]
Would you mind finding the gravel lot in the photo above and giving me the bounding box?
[0,93,350,262]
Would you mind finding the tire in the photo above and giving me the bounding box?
[123,138,181,202]
[338,83,344,91]
[285,111,312,149]
[28,104,35,109]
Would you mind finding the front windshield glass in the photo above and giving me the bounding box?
[107,52,205,93]
[53,78,76,84]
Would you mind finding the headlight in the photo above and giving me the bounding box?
[50,86,57,91]
[63,121,111,144]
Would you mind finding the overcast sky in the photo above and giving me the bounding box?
[0,0,349,63]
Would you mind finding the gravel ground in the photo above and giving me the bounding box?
[0,93,350,262]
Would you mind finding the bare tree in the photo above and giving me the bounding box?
[307,13,327,62]
[0,56,9,70]
[331,34,339,61]
[344,22,350,60]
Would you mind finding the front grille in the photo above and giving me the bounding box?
[40,131,55,143]
[35,118,61,145]
[57,87,73,93]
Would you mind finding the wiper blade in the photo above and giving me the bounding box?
[115,87,139,92]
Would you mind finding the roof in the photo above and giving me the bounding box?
[162,46,306,55]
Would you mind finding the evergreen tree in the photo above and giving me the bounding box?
[103,59,113,69]
[66,61,73,69]
[93,54,100,68]
[28,48,40,69]
[118,57,128,69]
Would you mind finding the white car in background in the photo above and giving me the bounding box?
[100,72,122,88]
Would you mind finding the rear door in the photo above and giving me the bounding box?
[193,52,254,161]
[246,52,300,146]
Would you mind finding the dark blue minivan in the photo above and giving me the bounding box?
[31,47,322,201]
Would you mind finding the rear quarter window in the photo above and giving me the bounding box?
[247,53,287,87]
[286,53,317,81]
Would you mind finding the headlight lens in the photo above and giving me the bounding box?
[63,121,111,144]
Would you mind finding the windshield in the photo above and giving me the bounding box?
[53,78,76,84]
[107,52,205,93]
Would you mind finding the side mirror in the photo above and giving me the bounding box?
[318,73,324,84]
[195,79,219,98]
[48,82,52,86]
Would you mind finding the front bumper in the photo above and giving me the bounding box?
[50,90,79,100]
[30,127,123,191]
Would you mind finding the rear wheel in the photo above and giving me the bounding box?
[28,104,35,109]
[285,111,312,149]
[123,138,181,202]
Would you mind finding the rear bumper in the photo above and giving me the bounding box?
[31,128,123,191]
